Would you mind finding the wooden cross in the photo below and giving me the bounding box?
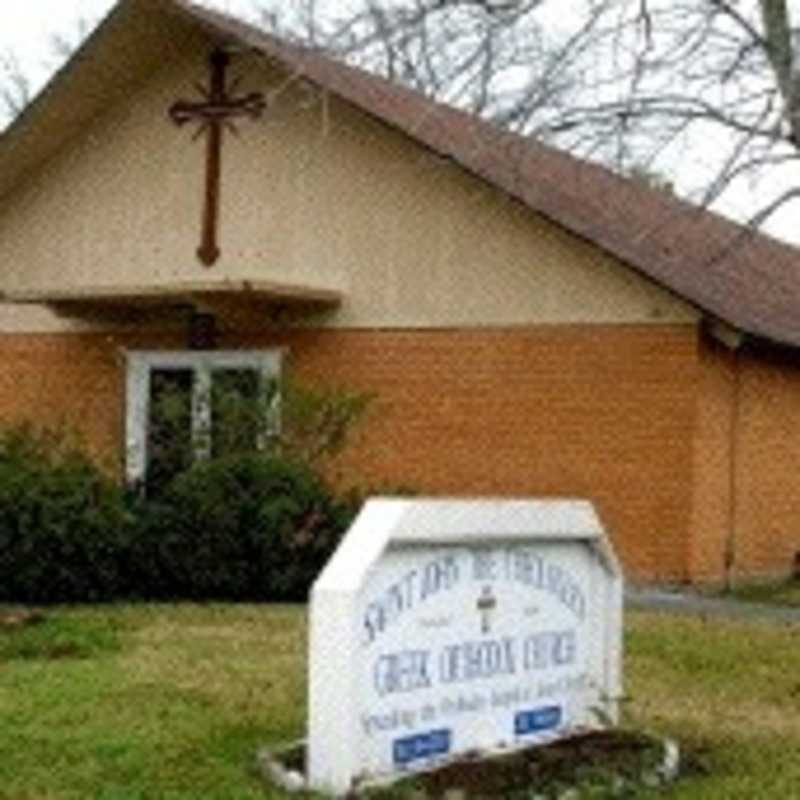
[477,586,497,634]
[169,50,266,267]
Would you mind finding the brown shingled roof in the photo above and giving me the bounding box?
[165,0,800,348]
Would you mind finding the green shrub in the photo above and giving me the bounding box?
[0,424,131,604]
[129,454,357,601]
[278,379,373,467]
[145,376,372,497]
[0,384,368,603]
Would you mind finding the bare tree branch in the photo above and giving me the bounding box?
[1,13,96,130]
[248,0,800,232]
[0,49,31,121]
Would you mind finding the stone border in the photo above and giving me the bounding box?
[256,734,681,797]
[257,741,306,794]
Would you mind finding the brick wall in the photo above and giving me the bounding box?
[688,337,736,583]
[689,335,800,584]
[730,346,800,581]
[0,324,699,583]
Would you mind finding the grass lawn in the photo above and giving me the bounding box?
[2,606,799,799]
[727,578,800,608]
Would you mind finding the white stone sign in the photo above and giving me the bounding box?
[308,499,623,796]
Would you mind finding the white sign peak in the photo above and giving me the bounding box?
[308,498,623,796]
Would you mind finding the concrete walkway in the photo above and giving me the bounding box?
[625,587,800,624]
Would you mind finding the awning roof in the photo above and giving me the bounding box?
[4,280,342,316]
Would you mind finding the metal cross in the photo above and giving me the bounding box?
[169,49,266,267]
[477,586,497,635]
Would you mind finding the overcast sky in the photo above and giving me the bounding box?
[1,1,112,83]
[3,0,799,246]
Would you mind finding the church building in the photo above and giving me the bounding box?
[2,0,800,585]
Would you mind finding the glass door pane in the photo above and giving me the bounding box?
[147,369,194,493]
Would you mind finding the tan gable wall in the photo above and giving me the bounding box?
[0,49,698,333]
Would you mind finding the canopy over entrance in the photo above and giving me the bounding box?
[4,279,342,317]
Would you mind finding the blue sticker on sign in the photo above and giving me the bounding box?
[514,706,562,736]
[393,729,452,766]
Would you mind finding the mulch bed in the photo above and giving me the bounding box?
[389,730,664,798]
[276,729,669,799]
